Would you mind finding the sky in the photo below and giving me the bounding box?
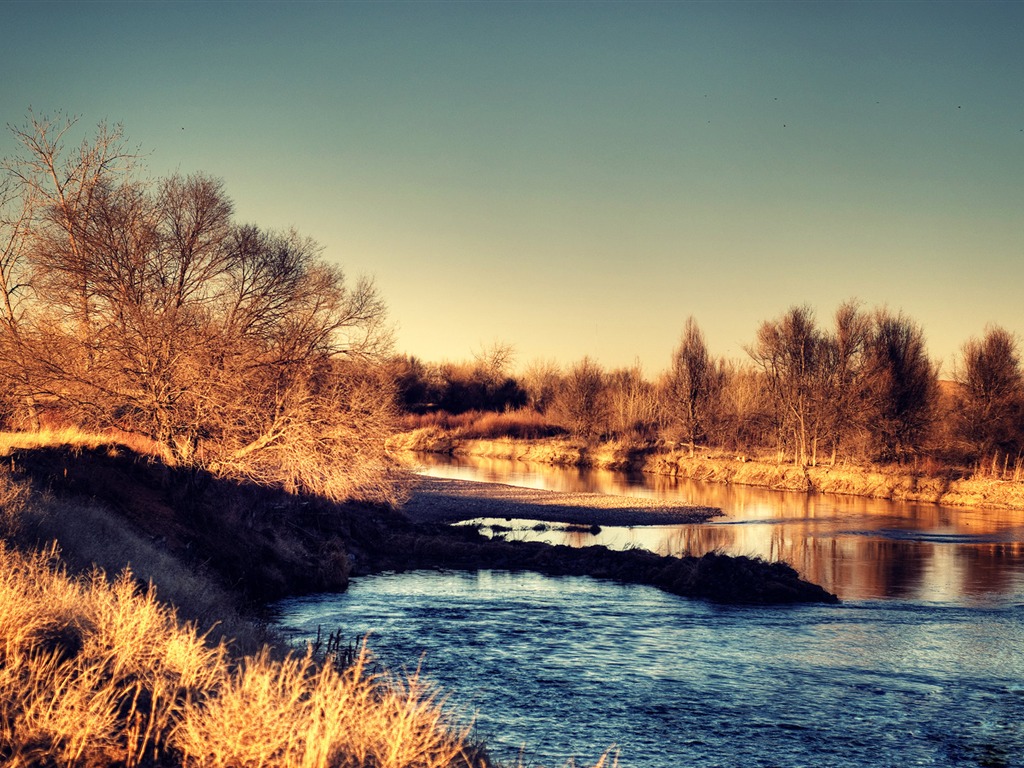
[3,1,1023,376]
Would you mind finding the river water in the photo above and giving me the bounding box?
[274,455,1024,768]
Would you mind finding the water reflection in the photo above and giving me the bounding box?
[413,453,1024,604]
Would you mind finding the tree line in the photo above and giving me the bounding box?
[3,112,1019,497]
[395,305,1023,474]
[0,112,396,503]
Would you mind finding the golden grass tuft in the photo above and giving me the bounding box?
[0,464,261,651]
[0,543,479,768]
[0,426,166,460]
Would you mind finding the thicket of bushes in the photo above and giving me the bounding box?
[0,112,397,506]
[393,305,1024,478]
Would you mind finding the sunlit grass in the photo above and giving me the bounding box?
[398,409,567,441]
[0,543,481,768]
[0,426,166,459]
[0,437,620,767]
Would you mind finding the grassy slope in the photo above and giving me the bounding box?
[0,437,495,768]
[0,544,477,768]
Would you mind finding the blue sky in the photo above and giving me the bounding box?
[4,1,1023,374]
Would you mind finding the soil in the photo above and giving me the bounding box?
[403,476,722,526]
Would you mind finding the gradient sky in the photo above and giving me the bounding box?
[4,1,1023,375]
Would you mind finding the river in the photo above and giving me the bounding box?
[273,455,1024,768]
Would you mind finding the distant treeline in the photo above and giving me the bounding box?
[392,305,1024,476]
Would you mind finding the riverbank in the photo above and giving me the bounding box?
[404,476,721,526]
[0,443,488,768]
[0,440,833,605]
[390,430,1024,511]
[0,437,836,766]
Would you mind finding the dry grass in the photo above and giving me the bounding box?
[0,463,262,652]
[0,435,617,768]
[0,543,481,768]
[0,544,224,767]
[397,410,566,442]
[0,426,168,461]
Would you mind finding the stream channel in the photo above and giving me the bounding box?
[273,454,1024,768]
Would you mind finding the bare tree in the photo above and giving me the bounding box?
[607,362,659,440]
[747,305,829,465]
[819,300,873,464]
[666,317,722,455]
[2,113,397,503]
[522,358,561,414]
[6,112,139,359]
[714,361,774,454]
[554,356,608,441]
[471,341,516,383]
[0,172,41,426]
[952,325,1023,463]
[468,340,525,411]
[863,309,937,463]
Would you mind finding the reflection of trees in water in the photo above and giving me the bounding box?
[656,524,1024,602]
[655,523,905,599]
[958,542,1024,597]
[419,453,1024,601]
[864,540,927,599]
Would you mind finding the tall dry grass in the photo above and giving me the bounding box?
[0,459,262,652]
[0,426,166,460]
[0,543,480,768]
[397,410,566,442]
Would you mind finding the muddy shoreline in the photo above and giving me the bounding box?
[402,476,721,526]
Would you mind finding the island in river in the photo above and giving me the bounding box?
[386,474,837,605]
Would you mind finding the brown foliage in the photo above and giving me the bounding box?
[952,325,1024,463]
[552,356,608,441]
[0,112,397,504]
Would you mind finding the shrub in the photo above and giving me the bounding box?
[0,543,477,768]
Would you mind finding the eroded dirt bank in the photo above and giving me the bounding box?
[4,444,835,607]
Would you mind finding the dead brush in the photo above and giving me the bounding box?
[307,626,362,672]
[0,543,483,768]
[173,642,474,768]
[0,467,29,539]
[0,543,226,767]
[398,409,566,441]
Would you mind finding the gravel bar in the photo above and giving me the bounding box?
[403,476,722,527]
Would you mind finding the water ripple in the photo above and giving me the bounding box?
[275,571,1024,768]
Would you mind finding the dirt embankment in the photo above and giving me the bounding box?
[391,430,1024,511]
[3,443,836,607]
